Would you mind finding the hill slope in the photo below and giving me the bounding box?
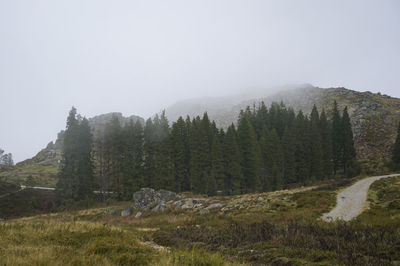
[165,85,400,162]
[0,113,144,186]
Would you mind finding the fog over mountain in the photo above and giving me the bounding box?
[1,0,399,162]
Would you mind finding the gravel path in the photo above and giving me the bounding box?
[322,174,400,222]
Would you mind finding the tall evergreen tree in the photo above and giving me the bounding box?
[310,105,324,181]
[332,101,343,175]
[319,110,333,178]
[56,107,94,201]
[237,116,261,193]
[209,136,224,195]
[222,125,243,195]
[392,121,400,170]
[341,107,358,177]
[170,117,187,192]
[282,126,296,184]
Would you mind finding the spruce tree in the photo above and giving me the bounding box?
[294,111,310,184]
[282,126,296,184]
[319,109,333,178]
[222,124,242,195]
[237,116,261,193]
[310,105,324,181]
[104,115,123,197]
[392,121,400,170]
[342,107,358,177]
[56,107,94,201]
[209,137,224,195]
[170,117,187,192]
[332,101,343,175]
[143,118,156,187]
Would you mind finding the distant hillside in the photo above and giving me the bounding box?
[165,85,400,162]
[0,113,144,186]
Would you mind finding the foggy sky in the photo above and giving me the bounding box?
[1,0,399,162]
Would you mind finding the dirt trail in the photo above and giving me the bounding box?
[322,174,400,222]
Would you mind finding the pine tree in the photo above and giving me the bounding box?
[319,109,333,178]
[342,107,358,177]
[310,105,324,181]
[332,101,343,175]
[143,118,157,187]
[262,128,284,190]
[294,111,310,184]
[237,116,261,193]
[57,107,80,200]
[56,107,94,201]
[282,126,296,184]
[104,115,123,198]
[392,121,400,170]
[170,117,187,192]
[76,117,94,198]
[209,136,224,195]
[222,124,243,195]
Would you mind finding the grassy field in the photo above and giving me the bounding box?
[1,177,400,265]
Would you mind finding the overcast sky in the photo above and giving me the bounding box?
[1,0,399,162]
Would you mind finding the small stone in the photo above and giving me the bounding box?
[193,203,203,209]
[207,203,224,210]
[104,207,119,215]
[135,212,142,218]
[152,202,166,212]
[199,208,210,215]
[121,206,134,217]
[258,197,264,201]
[172,200,183,208]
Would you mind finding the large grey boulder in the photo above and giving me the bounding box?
[133,188,176,210]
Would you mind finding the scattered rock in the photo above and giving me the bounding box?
[181,198,208,209]
[104,207,119,215]
[206,203,224,210]
[135,212,142,218]
[133,188,176,210]
[172,200,183,208]
[121,206,134,217]
[199,208,210,215]
[152,202,166,212]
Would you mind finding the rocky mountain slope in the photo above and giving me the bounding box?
[165,85,400,162]
[0,113,144,186]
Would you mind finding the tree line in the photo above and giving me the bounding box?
[56,101,359,201]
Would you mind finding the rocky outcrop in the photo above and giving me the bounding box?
[165,85,400,162]
[133,188,176,210]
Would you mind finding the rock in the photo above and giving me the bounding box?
[180,198,207,209]
[199,208,210,215]
[158,189,176,201]
[135,212,142,218]
[133,188,176,210]
[121,206,134,217]
[172,200,183,207]
[193,203,203,209]
[104,207,119,215]
[206,203,224,210]
[258,197,264,201]
[152,202,166,212]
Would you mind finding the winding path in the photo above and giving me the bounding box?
[322,174,400,222]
